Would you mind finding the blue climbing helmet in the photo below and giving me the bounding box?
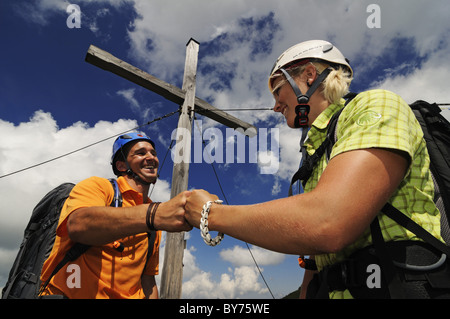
[111,132,156,176]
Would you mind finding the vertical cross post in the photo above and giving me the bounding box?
[159,38,199,299]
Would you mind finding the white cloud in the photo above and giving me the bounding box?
[182,265,269,299]
[13,0,70,25]
[219,266,269,298]
[182,271,216,298]
[117,88,139,109]
[179,244,278,298]
[219,245,285,267]
[116,88,152,121]
[276,124,303,180]
[370,45,450,105]
[271,178,281,196]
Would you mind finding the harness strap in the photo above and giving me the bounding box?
[381,203,450,257]
[288,108,343,196]
[370,215,406,298]
[280,68,332,128]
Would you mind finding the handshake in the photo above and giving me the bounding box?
[151,189,220,234]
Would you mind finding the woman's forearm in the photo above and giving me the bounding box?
[205,195,330,255]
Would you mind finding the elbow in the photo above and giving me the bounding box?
[312,221,355,254]
[321,237,349,254]
[66,209,88,243]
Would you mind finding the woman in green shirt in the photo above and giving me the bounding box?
[185,40,448,299]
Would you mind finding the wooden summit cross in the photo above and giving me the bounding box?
[85,38,256,299]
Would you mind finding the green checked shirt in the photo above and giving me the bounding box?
[303,89,442,298]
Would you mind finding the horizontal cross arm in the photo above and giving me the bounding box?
[85,45,256,136]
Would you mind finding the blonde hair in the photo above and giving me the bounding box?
[271,61,353,105]
[322,66,353,104]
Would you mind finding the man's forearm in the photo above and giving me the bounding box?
[67,204,149,245]
[66,191,193,246]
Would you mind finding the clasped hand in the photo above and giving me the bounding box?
[155,190,218,232]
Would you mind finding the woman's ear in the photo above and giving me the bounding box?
[304,64,318,81]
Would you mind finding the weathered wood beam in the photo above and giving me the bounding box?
[159,38,199,300]
[85,45,257,137]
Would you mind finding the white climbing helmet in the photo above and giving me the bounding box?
[268,40,353,91]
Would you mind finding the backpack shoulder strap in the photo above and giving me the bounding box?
[381,203,450,256]
[108,178,123,208]
[325,92,359,158]
[288,107,345,196]
[325,108,344,161]
[144,230,157,271]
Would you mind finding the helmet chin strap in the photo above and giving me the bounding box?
[279,68,332,128]
[125,167,153,186]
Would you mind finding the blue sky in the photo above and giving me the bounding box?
[1,0,450,299]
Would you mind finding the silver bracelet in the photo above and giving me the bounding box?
[200,200,224,246]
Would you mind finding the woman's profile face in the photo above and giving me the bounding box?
[272,75,310,128]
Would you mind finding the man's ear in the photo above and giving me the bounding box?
[115,161,127,174]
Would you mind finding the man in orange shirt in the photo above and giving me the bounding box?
[40,133,192,298]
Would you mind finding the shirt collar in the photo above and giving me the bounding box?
[117,176,134,193]
[305,100,345,152]
[116,176,151,204]
[311,100,345,131]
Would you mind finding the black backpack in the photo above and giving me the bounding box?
[290,95,450,298]
[1,179,123,299]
